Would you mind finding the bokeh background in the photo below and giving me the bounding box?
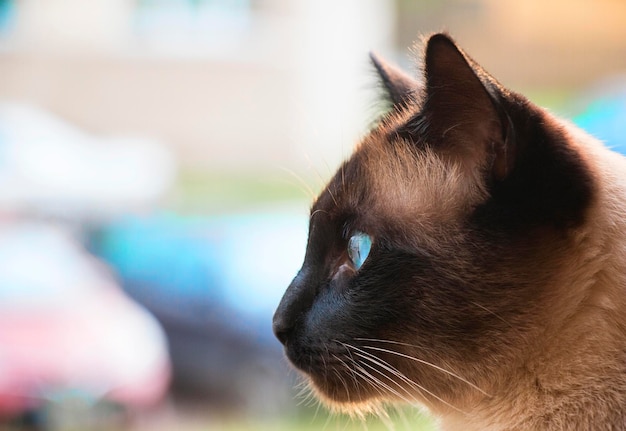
[0,0,625,430]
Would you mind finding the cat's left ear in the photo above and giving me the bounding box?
[370,52,421,108]
[408,33,515,180]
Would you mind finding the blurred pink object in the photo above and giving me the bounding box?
[0,222,171,418]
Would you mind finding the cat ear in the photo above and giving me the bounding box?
[370,52,421,108]
[414,33,514,180]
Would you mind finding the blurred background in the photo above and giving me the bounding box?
[0,0,624,430]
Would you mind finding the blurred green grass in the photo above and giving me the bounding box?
[127,403,436,431]
[215,409,436,431]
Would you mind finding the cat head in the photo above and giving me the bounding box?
[273,33,595,415]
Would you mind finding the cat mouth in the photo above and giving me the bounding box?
[303,361,383,406]
[283,341,366,401]
[284,339,408,406]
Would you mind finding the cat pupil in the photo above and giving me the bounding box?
[348,232,372,270]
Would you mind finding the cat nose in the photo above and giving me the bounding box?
[273,268,315,345]
[272,312,292,346]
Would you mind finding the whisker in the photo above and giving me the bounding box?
[326,185,339,209]
[279,166,317,200]
[442,120,473,139]
[354,362,418,407]
[312,393,323,420]
[354,338,468,384]
[303,152,332,197]
[333,353,364,396]
[341,160,346,194]
[331,351,395,422]
[303,153,339,209]
[331,357,352,399]
[354,337,438,353]
[339,353,386,400]
[470,301,515,329]
[344,344,421,389]
[350,349,429,404]
[310,208,330,221]
[339,341,429,408]
[356,356,422,405]
[346,345,440,411]
[356,352,465,415]
[320,155,335,179]
[321,405,335,431]
[322,344,329,380]
[295,380,318,407]
[352,347,470,416]
[360,344,490,397]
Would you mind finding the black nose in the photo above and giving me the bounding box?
[273,267,315,346]
[272,312,292,346]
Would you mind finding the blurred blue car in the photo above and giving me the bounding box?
[89,204,309,412]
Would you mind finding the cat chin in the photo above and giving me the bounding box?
[307,380,387,419]
[305,375,389,418]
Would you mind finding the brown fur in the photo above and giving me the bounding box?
[273,33,626,430]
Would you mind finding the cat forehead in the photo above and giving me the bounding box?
[362,136,487,222]
[312,131,488,235]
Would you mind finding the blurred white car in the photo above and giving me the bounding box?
[0,103,176,221]
[0,222,170,424]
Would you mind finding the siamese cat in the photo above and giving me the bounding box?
[273,33,626,430]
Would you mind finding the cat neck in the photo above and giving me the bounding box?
[442,128,626,431]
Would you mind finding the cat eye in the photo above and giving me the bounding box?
[347,232,372,270]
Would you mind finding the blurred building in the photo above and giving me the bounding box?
[395,0,626,92]
[1,0,625,174]
[0,0,394,173]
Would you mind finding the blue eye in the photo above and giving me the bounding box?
[348,232,372,270]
